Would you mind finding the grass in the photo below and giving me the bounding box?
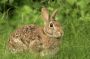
[0,0,90,59]
[0,15,90,59]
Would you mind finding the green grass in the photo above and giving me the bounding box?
[0,16,90,59]
[0,0,90,59]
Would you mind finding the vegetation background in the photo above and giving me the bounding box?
[0,0,90,59]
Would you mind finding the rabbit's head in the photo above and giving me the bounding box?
[41,7,63,38]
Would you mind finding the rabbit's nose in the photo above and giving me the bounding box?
[58,32,63,37]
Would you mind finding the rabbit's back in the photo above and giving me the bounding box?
[8,25,43,53]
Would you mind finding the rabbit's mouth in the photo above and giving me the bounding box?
[44,29,62,38]
[51,32,62,38]
[44,26,63,38]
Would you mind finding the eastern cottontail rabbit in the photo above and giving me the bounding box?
[8,7,64,56]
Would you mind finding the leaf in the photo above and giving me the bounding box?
[77,0,88,9]
[66,0,77,5]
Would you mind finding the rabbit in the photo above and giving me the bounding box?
[8,7,64,56]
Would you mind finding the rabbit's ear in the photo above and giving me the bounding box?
[41,7,49,21]
[50,9,58,20]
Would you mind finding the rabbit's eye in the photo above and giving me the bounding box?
[49,23,53,27]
